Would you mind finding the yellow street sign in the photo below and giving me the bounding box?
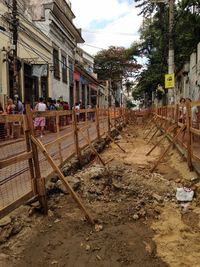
[165,73,175,89]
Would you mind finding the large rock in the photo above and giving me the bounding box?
[0,216,11,227]
[82,165,106,180]
[64,176,81,191]
[55,180,68,194]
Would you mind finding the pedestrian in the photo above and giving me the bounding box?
[6,98,15,115]
[34,97,47,137]
[6,98,16,138]
[73,102,80,123]
[14,96,24,114]
[48,99,56,111]
[0,101,6,140]
[179,97,186,124]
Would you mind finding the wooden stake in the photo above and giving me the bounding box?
[147,128,160,144]
[99,126,126,153]
[110,121,133,144]
[107,108,111,134]
[146,124,177,156]
[23,115,35,193]
[186,100,193,171]
[95,107,100,140]
[72,109,82,165]
[147,119,165,144]
[26,105,48,214]
[79,127,106,166]
[31,135,94,225]
[150,125,186,173]
[144,117,158,139]
[56,113,63,165]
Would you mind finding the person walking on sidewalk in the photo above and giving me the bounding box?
[34,97,47,137]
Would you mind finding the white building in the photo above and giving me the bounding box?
[27,0,84,102]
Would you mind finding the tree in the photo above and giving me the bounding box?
[132,0,200,103]
[94,46,140,106]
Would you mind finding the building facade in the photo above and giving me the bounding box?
[0,0,52,107]
[26,0,84,103]
[176,42,200,102]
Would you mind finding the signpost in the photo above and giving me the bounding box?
[165,73,175,89]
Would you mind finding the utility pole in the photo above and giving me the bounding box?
[167,0,175,104]
[11,0,19,98]
[150,0,175,105]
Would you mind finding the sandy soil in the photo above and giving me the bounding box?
[0,121,200,267]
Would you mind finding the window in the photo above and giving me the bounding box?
[69,58,74,85]
[53,49,60,79]
[62,55,67,83]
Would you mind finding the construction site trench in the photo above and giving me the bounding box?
[0,120,200,267]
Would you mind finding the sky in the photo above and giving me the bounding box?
[70,0,143,57]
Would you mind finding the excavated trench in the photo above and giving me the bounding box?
[0,121,200,267]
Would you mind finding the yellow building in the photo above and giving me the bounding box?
[0,0,52,107]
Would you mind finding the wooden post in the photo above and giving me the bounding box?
[23,115,35,193]
[107,107,111,134]
[186,100,193,171]
[146,124,177,156]
[175,104,179,124]
[106,132,126,153]
[25,105,48,214]
[31,135,94,225]
[79,127,106,166]
[114,107,117,128]
[150,125,186,172]
[72,109,82,165]
[56,112,63,165]
[95,107,100,140]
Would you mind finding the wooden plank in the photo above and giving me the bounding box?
[0,138,24,148]
[186,100,193,171]
[190,127,200,136]
[31,135,94,225]
[95,107,100,140]
[146,124,177,156]
[0,114,23,123]
[191,101,200,107]
[33,110,72,118]
[151,125,186,173]
[106,133,126,153]
[0,191,34,219]
[0,151,33,169]
[26,104,48,214]
[79,128,106,166]
[192,153,200,164]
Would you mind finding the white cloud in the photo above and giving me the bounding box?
[70,0,143,55]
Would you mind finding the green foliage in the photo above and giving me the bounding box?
[133,0,200,100]
[94,46,140,81]
[126,100,136,109]
[94,46,141,105]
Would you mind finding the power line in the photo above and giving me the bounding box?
[79,43,104,50]
[82,29,138,37]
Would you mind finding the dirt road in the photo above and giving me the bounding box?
[0,122,200,267]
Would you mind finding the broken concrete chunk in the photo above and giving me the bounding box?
[0,216,11,227]
[133,214,139,220]
[65,176,81,191]
[55,180,68,194]
[95,224,103,232]
[152,193,163,202]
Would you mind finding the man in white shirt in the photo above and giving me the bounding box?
[34,97,47,137]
